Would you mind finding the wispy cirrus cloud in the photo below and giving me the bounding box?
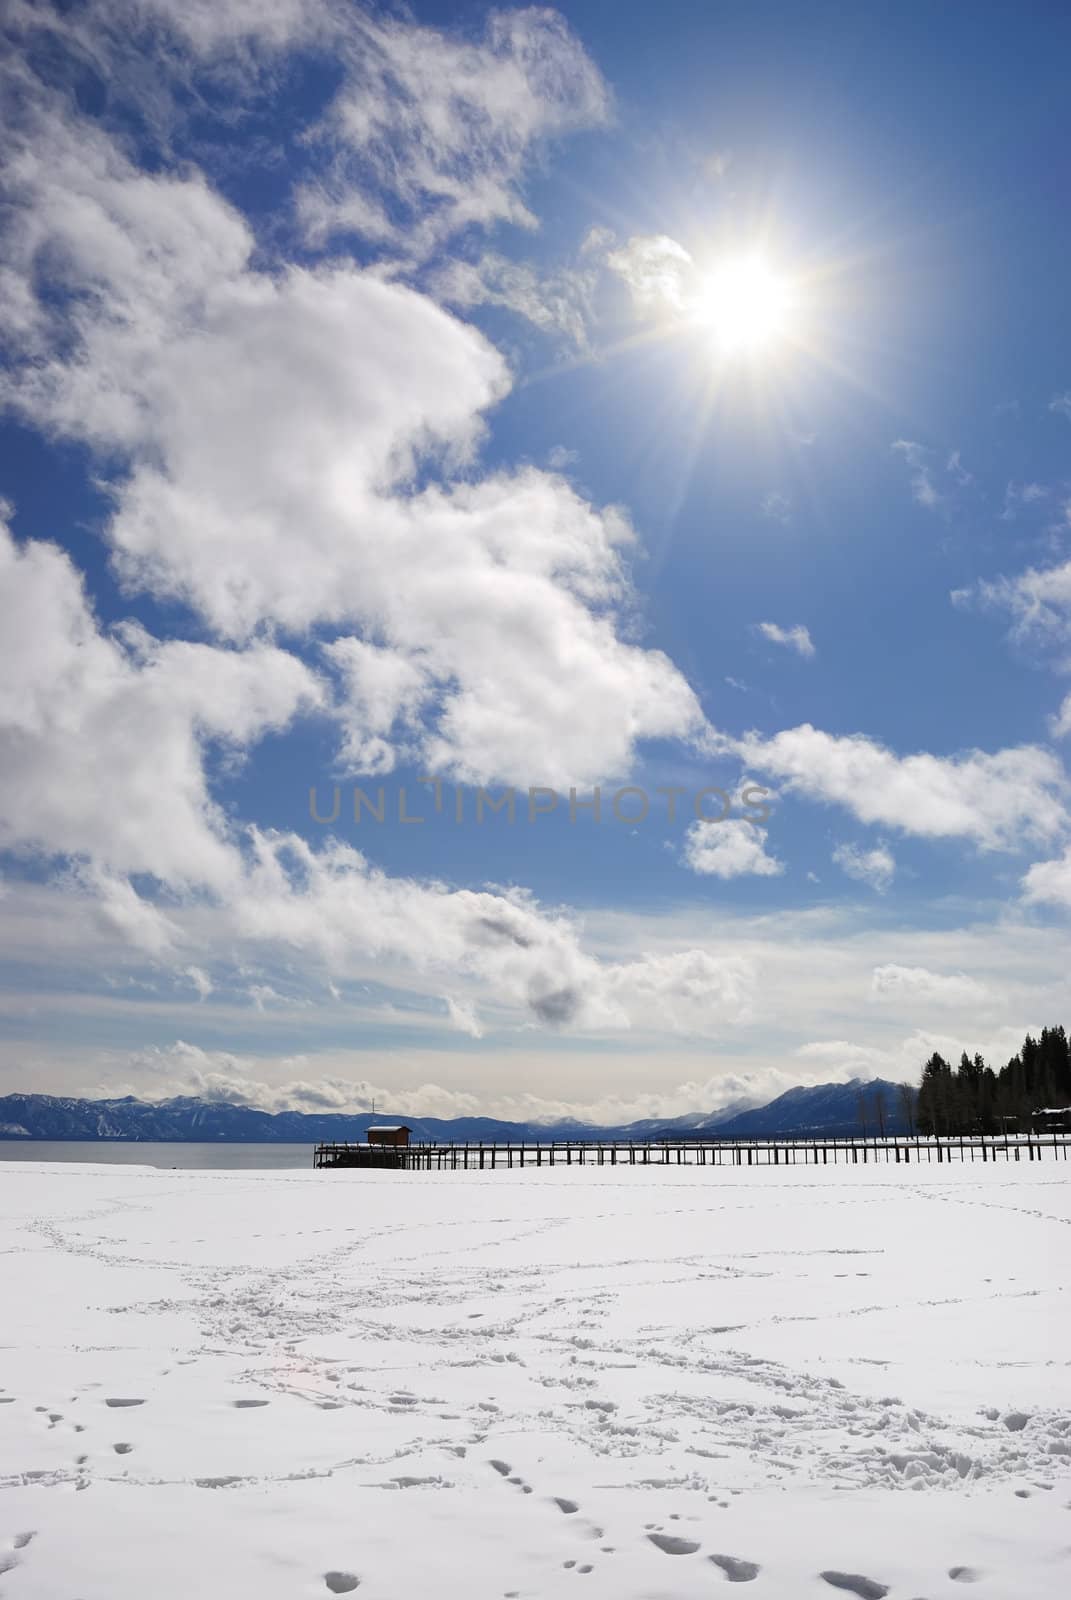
[892,439,942,509]
[759,490,792,524]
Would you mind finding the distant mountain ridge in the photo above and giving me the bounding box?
[0,1078,915,1143]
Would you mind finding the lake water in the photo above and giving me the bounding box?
[0,1142,317,1170]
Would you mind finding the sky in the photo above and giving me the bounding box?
[2,0,1071,1124]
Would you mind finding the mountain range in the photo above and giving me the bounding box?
[0,1078,915,1143]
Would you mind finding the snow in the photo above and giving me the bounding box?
[0,1160,1068,1600]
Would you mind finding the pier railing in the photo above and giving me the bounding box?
[314,1131,1071,1172]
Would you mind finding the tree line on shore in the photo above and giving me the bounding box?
[915,1025,1071,1135]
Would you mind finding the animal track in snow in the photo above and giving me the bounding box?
[949,1567,983,1583]
[552,1497,580,1514]
[13,1534,36,1550]
[324,1572,360,1593]
[113,1442,134,1454]
[820,1573,889,1599]
[104,1398,145,1408]
[648,1533,700,1555]
[232,1399,270,1408]
[710,1553,760,1581]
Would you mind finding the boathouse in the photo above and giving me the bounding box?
[366,1124,412,1147]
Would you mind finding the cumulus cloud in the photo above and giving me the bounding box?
[90,1038,786,1125]
[0,515,321,894]
[223,831,757,1036]
[0,73,706,791]
[833,842,896,893]
[7,2,609,265]
[870,964,989,1006]
[1021,848,1071,909]
[754,621,814,658]
[794,1024,1037,1086]
[682,820,783,879]
[728,724,1069,851]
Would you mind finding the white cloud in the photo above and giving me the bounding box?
[0,515,321,895]
[444,995,484,1039]
[1021,848,1071,908]
[833,842,896,893]
[870,964,989,1006]
[606,234,694,313]
[1051,692,1071,741]
[891,439,941,510]
[295,7,610,259]
[760,491,792,524]
[0,86,706,790]
[1050,391,1071,423]
[430,251,597,347]
[754,621,814,658]
[682,820,783,879]
[730,724,1069,851]
[10,4,609,263]
[76,1037,784,1126]
[946,449,973,486]
[1000,481,1047,521]
[224,831,756,1036]
[184,966,213,1001]
[955,558,1071,652]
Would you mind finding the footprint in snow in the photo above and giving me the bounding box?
[820,1574,889,1599]
[710,1553,760,1582]
[552,1498,580,1515]
[105,1398,145,1409]
[232,1399,270,1409]
[324,1572,360,1594]
[113,1443,134,1455]
[648,1534,700,1556]
[949,1568,983,1583]
[13,1534,36,1551]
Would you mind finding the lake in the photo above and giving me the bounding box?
[0,1142,317,1169]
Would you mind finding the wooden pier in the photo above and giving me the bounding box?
[314,1131,1071,1172]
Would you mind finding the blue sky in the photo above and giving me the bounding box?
[1,0,1070,1122]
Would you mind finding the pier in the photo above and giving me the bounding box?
[314,1131,1071,1171]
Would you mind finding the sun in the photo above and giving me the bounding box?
[695,255,795,356]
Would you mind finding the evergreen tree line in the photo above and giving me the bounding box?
[916,1025,1071,1135]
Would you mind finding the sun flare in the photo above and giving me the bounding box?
[696,255,795,356]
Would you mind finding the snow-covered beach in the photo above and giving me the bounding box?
[1,1160,1068,1600]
